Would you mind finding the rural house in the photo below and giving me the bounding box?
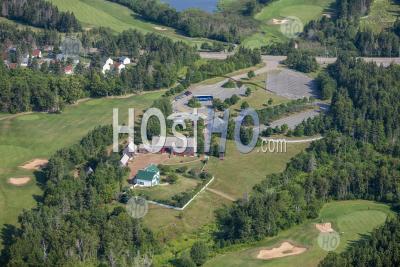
[64,65,73,75]
[119,56,131,65]
[102,58,114,74]
[134,164,160,187]
[32,49,42,58]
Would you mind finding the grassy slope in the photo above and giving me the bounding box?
[49,0,206,46]
[243,0,335,48]
[150,141,309,265]
[360,0,400,33]
[0,91,162,245]
[145,141,308,234]
[205,200,393,267]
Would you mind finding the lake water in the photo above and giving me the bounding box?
[161,0,219,12]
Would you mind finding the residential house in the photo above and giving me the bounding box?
[43,45,54,52]
[32,49,42,58]
[20,54,29,67]
[64,65,73,75]
[119,56,131,65]
[56,53,65,61]
[134,164,160,187]
[102,58,114,74]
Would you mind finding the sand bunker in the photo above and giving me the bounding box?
[316,222,334,233]
[154,26,167,31]
[272,18,289,25]
[8,177,31,186]
[20,159,48,170]
[257,241,307,260]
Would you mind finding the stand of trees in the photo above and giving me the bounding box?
[284,50,318,73]
[2,126,159,266]
[106,0,262,43]
[0,0,81,32]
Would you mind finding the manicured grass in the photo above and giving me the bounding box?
[205,200,393,267]
[0,91,162,247]
[360,0,400,33]
[49,0,206,46]
[243,0,335,48]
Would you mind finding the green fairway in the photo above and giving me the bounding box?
[205,200,393,267]
[49,0,206,45]
[243,0,335,48]
[0,91,162,246]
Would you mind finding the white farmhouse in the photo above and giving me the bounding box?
[102,58,114,74]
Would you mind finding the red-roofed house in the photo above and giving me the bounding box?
[64,65,73,75]
[32,49,42,58]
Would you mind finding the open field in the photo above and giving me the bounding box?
[206,141,309,199]
[49,0,207,45]
[360,0,400,33]
[134,176,201,201]
[243,0,335,48]
[0,91,162,247]
[205,200,393,267]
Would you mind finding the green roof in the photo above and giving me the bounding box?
[136,164,159,181]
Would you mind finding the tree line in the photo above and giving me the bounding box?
[106,0,262,43]
[2,126,159,266]
[0,0,81,32]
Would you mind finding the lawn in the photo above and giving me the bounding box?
[0,91,162,248]
[49,0,207,46]
[243,0,335,48]
[360,0,400,33]
[133,176,200,201]
[205,200,393,267]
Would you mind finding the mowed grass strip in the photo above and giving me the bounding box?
[0,91,162,245]
[205,200,393,267]
[49,0,206,45]
[243,0,335,48]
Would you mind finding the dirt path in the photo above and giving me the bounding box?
[206,187,236,201]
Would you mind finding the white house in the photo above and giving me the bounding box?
[20,55,29,67]
[102,58,114,74]
[56,53,65,61]
[134,164,160,187]
[119,56,131,65]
